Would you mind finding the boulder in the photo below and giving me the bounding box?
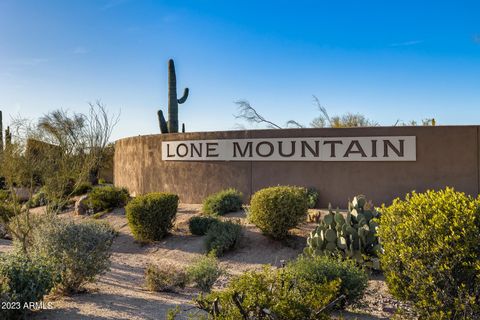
[75,194,90,215]
[13,187,30,202]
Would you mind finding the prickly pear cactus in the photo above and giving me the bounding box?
[304,195,382,270]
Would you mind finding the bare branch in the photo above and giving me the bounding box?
[285,120,305,128]
[234,100,282,129]
[312,95,332,126]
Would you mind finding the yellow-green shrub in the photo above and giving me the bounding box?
[379,188,480,319]
[126,193,179,242]
[286,255,367,308]
[144,263,187,292]
[186,253,224,292]
[202,188,243,216]
[87,185,129,213]
[196,265,339,319]
[248,186,308,239]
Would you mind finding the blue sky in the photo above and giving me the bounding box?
[1,0,479,140]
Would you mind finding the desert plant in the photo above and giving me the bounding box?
[27,188,48,208]
[378,188,480,319]
[126,192,179,242]
[306,187,319,209]
[248,186,308,239]
[305,195,381,270]
[87,185,129,213]
[286,255,367,307]
[157,59,189,133]
[204,220,242,256]
[29,218,115,293]
[189,216,219,236]
[71,181,92,196]
[186,253,224,292]
[0,252,58,320]
[0,190,10,202]
[202,188,243,216]
[0,203,15,225]
[196,265,339,319]
[144,262,187,292]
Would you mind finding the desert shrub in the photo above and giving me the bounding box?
[0,203,15,225]
[379,188,480,319]
[0,252,58,320]
[204,220,242,256]
[126,192,179,242]
[30,218,116,293]
[188,216,219,236]
[196,266,339,319]
[248,186,308,239]
[306,187,319,209]
[286,255,367,307]
[87,185,129,213]
[186,253,224,292]
[27,188,47,208]
[202,188,243,216]
[71,181,92,196]
[144,263,187,292]
[0,189,11,202]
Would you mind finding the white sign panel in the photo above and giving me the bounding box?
[161,136,416,161]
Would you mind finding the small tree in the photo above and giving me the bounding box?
[0,103,119,252]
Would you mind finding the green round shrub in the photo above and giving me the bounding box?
[71,181,93,196]
[286,255,367,307]
[248,186,308,239]
[379,187,480,318]
[202,188,243,216]
[204,220,242,256]
[126,192,179,242]
[0,252,58,319]
[87,185,129,213]
[189,216,219,236]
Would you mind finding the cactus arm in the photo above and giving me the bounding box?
[177,88,189,104]
[158,110,169,133]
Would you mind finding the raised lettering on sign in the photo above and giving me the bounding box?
[161,136,416,161]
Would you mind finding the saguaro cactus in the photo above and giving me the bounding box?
[158,59,189,133]
[0,110,3,151]
[5,126,11,146]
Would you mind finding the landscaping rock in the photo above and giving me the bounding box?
[75,195,90,215]
[13,187,30,201]
[0,224,11,240]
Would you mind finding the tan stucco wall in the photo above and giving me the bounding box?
[114,126,480,207]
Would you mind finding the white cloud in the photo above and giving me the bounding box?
[389,40,423,47]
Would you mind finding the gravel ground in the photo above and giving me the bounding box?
[0,205,414,319]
